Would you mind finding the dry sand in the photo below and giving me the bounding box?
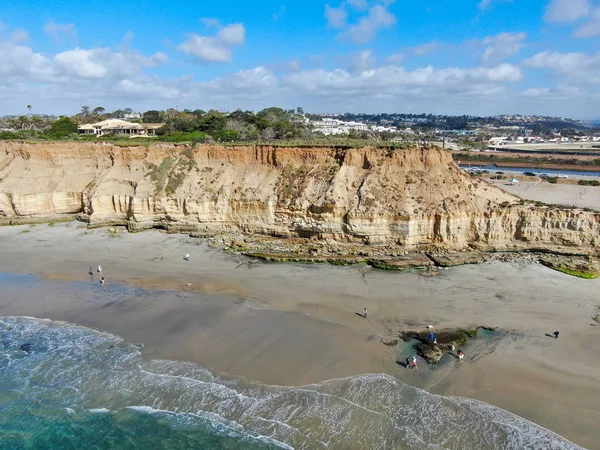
[489,178,600,211]
[1,222,599,448]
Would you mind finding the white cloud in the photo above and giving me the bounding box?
[522,50,600,84]
[53,48,167,80]
[43,20,77,43]
[200,18,221,27]
[10,29,29,43]
[178,23,245,63]
[522,87,551,97]
[283,64,522,93]
[544,0,590,23]
[0,42,53,83]
[348,0,368,10]
[341,4,396,43]
[384,53,405,64]
[575,7,600,37]
[208,67,279,92]
[413,41,437,55]
[325,4,347,28]
[482,32,526,65]
[349,49,376,72]
[118,79,180,99]
[478,0,513,11]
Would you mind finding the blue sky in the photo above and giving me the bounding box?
[1,0,599,117]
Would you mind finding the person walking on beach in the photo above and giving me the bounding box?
[458,350,464,361]
[100,276,106,291]
[406,357,410,369]
[363,308,368,319]
[429,332,435,343]
[412,355,418,370]
[553,331,560,339]
[88,267,94,280]
[97,265,102,273]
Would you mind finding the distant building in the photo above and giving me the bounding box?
[78,119,164,137]
[488,137,508,145]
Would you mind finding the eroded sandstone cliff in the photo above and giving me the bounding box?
[0,141,598,254]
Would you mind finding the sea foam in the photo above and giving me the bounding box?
[0,316,583,450]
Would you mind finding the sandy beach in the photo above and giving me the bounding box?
[1,222,599,448]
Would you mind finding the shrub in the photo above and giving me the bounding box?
[578,179,600,186]
[546,177,558,184]
[0,131,22,139]
[158,131,206,144]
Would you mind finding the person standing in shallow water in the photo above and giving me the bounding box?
[363,308,368,319]
[100,276,106,291]
[412,355,418,370]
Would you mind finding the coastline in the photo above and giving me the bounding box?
[1,222,599,448]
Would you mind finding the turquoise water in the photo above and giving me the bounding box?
[0,316,582,449]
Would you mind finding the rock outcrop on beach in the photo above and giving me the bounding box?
[0,141,599,255]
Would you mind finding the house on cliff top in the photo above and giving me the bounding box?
[78,119,164,137]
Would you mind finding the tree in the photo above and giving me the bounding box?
[296,107,304,115]
[27,105,32,114]
[197,110,226,133]
[44,116,78,138]
[110,109,125,119]
[81,106,91,116]
[92,107,105,116]
[191,109,206,118]
[142,110,163,123]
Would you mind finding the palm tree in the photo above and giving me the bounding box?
[93,106,105,116]
[81,106,91,116]
[27,105,32,114]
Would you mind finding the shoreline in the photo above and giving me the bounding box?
[1,223,599,448]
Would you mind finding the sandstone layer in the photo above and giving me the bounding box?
[0,141,598,255]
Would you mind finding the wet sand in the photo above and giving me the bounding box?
[0,222,599,448]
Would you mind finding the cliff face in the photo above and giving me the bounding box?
[0,141,598,254]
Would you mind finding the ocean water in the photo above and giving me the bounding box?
[0,316,581,450]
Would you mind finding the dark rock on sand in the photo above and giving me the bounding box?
[415,343,443,364]
[368,254,434,271]
[539,255,600,279]
[398,327,496,364]
[427,252,489,268]
[381,337,399,346]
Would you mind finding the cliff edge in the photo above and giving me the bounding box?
[0,141,598,254]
